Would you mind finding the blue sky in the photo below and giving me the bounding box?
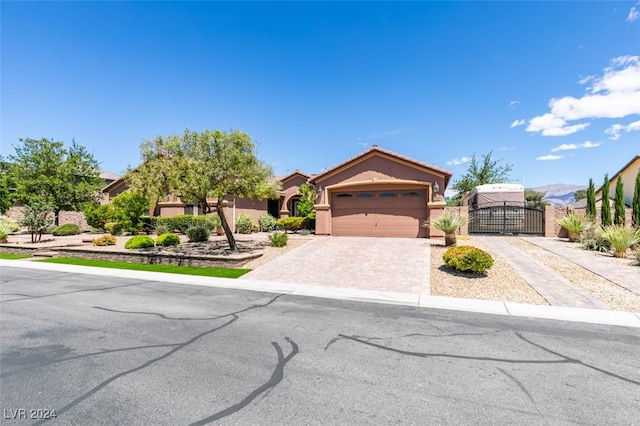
[2,1,639,191]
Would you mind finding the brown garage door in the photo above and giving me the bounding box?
[331,189,428,237]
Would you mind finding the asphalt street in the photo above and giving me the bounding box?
[1,267,639,425]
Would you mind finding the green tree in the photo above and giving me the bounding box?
[601,174,612,227]
[614,178,625,226]
[8,138,103,221]
[450,152,513,205]
[573,189,587,202]
[524,190,548,209]
[0,157,13,214]
[586,178,596,222]
[633,170,640,227]
[126,129,279,250]
[296,184,317,218]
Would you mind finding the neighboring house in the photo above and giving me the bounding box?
[104,145,452,238]
[595,156,640,207]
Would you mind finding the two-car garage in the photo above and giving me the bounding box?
[310,146,452,238]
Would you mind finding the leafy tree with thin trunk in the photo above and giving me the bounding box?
[586,178,596,223]
[573,189,587,202]
[449,152,513,205]
[126,129,280,251]
[524,190,548,209]
[614,178,625,226]
[296,184,317,218]
[601,174,612,227]
[8,138,103,222]
[633,170,640,228]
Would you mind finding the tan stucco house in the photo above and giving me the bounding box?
[595,155,640,207]
[103,145,453,238]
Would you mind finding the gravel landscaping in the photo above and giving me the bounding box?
[430,238,550,306]
[430,236,640,312]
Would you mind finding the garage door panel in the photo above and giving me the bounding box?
[331,189,428,238]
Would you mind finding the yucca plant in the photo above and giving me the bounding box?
[601,225,640,258]
[556,212,587,242]
[425,211,466,246]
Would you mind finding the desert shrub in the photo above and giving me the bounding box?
[104,221,124,236]
[601,225,640,258]
[124,235,155,249]
[269,231,288,247]
[556,213,587,242]
[51,223,81,236]
[235,213,254,234]
[0,224,11,243]
[20,202,55,243]
[92,235,117,246]
[426,211,466,246]
[156,233,180,247]
[276,217,304,233]
[83,203,116,230]
[0,217,19,243]
[111,191,150,233]
[155,222,172,235]
[0,216,20,233]
[186,225,210,242]
[580,226,612,253]
[258,214,277,232]
[442,245,494,273]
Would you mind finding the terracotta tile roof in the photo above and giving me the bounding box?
[309,145,453,183]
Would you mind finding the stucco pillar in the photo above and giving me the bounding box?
[314,205,330,236]
[543,205,557,237]
[427,203,446,238]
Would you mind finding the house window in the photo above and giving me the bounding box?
[402,191,421,198]
[357,192,375,198]
[336,193,353,198]
[379,192,398,198]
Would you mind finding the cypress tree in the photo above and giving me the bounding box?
[601,174,612,227]
[586,178,596,222]
[614,178,625,225]
[632,170,640,227]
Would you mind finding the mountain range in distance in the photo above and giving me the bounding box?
[527,183,588,206]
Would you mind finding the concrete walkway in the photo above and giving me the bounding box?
[240,236,431,295]
[519,236,640,295]
[476,237,609,309]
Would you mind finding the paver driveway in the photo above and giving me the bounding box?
[241,236,430,294]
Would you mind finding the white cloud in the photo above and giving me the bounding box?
[509,100,521,108]
[581,141,601,148]
[627,6,640,22]
[536,154,564,161]
[550,141,602,152]
[526,56,640,136]
[526,113,590,136]
[605,119,640,140]
[551,143,578,152]
[446,156,471,166]
[510,119,525,128]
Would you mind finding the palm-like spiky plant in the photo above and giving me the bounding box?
[601,225,640,258]
[556,212,588,242]
[426,212,466,246]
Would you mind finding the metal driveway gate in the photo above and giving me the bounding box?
[468,203,544,235]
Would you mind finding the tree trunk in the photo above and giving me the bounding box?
[216,199,238,251]
[444,233,457,246]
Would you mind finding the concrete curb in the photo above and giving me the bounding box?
[2,260,639,328]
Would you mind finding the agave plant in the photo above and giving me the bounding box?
[425,211,466,246]
[556,212,588,242]
[601,225,640,258]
